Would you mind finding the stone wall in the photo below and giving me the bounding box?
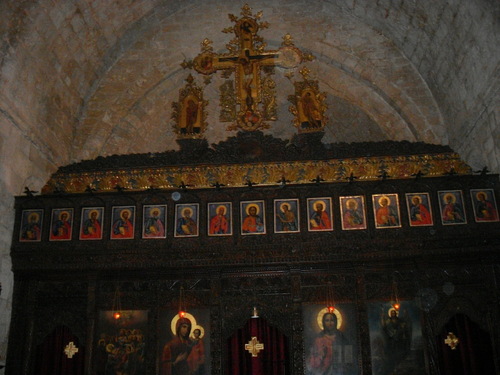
[0,0,498,367]
[0,109,58,366]
[334,0,500,170]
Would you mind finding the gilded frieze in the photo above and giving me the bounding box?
[42,153,472,194]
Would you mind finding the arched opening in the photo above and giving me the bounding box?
[34,325,85,375]
[226,315,289,375]
[436,313,496,375]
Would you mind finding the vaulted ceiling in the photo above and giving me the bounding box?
[1,0,498,177]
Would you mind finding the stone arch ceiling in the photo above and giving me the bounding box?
[75,1,444,159]
[1,0,498,173]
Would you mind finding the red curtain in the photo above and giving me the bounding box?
[34,325,85,375]
[436,314,495,375]
[227,316,289,375]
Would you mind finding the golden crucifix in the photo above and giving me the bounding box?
[191,4,313,131]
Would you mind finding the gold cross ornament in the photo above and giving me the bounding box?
[444,332,459,350]
[64,341,79,358]
[245,336,264,357]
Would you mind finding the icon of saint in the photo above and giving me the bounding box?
[309,200,332,230]
[408,195,432,226]
[112,209,134,239]
[176,207,198,236]
[441,193,465,224]
[144,207,165,238]
[81,209,102,239]
[21,212,41,241]
[474,191,498,221]
[51,210,72,240]
[343,198,364,229]
[276,202,297,232]
[307,308,352,375]
[300,91,322,129]
[242,203,265,234]
[375,196,399,227]
[209,205,229,235]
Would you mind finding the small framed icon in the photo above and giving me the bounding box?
[372,194,401,229]
[208,202,232,236]
[175,203,199,237]
[274,199,300,233]
[143,205,167,239]
[437,190,467,225]
[110,206,136,239]
[470,189,498,223]
[339,196,367,230]
[241,201,266,235]
[307,198,333,231]
[405,193,433,227]
[49,208,74,241]
[80,207,104,240]
[19,209,43,242]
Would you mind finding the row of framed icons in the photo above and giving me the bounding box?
[19,189,498,242]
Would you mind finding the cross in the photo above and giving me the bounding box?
[444,332,459,350]
[63,341,79,359]
[245,336,264,357]
[192,4,312,131]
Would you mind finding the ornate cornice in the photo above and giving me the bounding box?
[42,152,471,194]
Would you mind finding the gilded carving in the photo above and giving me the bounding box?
[189,4,311,131]
[219,80,237,122]
[288,67,328,133]
[42,153,472,194]
[172,75,208,139]
[262,74,277,121]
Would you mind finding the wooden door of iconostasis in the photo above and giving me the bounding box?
[226,316,289,375]
[33,325,85,375]
[436,314,496,375]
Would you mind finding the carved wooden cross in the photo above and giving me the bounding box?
[63,341,79,359]
[245,336,264,357]
[192,4,312,131]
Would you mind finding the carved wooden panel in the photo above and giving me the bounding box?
[7,135,500,374]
